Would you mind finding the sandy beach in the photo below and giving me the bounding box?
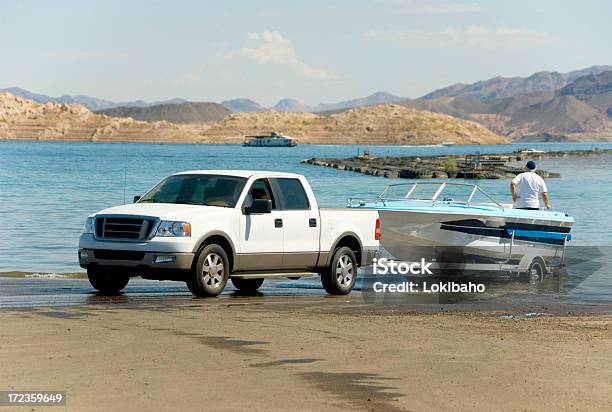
[2,295,612,411]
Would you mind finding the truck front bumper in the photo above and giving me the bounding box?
[78,249,194,271]
[78,233,195,273]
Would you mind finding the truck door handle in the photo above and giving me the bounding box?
[275,218,283,228]
[309,218,317,227]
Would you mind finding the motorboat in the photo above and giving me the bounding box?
[348,182,574,273]
[243,131,297,147]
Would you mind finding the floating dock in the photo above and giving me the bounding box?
[302,149,612,180]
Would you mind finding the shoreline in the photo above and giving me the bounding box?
[2,137,612,146]
[1,301,611,411]
[0,271,86,279]
[3,274,612,316]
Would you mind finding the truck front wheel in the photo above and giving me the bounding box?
[231,277,264,293]
[87,267,130,294]
[187,244,229,297]
[321,246,357,295]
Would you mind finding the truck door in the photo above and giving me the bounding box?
[238,178,283,270]
[270,178,320,269]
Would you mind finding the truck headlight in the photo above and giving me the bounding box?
[156,221,191,237]
[83,217,95,234]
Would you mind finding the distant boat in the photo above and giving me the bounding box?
[520,148,546,154]
[243,131,297,147]
[441,142,455,147]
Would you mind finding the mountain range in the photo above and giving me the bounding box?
[220,92,407,113]
[2,65,612,140]
[420,65,612,101]
[0,93,505,145]
[401,67,612,140]
[0,87,191,111]
[0,86,407,114]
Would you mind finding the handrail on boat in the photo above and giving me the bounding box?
[348,182,505,209]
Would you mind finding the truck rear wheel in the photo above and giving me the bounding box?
[87,267,130,294]
[231,277,264,293]
[187,244,229,297]
[321,246,357,295]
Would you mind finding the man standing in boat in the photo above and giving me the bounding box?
[510,160,551,210]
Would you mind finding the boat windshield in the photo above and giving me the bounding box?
[377,182,503,207]
[138,174,247,207]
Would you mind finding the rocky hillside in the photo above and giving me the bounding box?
[0,94,507,145]
[402,71,612,140]
[0,93,210,142]
[204,104,507,145]
[421,65,612,101]
[96,102,230,124]
[0,87,190,111]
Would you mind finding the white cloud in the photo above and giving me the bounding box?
[363,26,555,49]
[240,30,333,80]
[242,31,295,63]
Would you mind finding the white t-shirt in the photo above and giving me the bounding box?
[512,171,548,209]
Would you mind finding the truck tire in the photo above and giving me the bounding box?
[321,246,357,295]
[187,244,229,297]
[87,267,130,294]
[231,277,264,293]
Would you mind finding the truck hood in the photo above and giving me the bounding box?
[93,203,235,221]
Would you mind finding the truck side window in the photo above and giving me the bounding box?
[244,179,276,209]
[274,178,310,210]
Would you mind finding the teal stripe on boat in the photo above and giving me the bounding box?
[505,229,572,241]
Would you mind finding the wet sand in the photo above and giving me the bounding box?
[2,291,612,411]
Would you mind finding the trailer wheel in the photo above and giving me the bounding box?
[321,246,357,295]
[87,267,130,294]
[527,257,547,280]
[231,277,264,293]
[187,244,229,297]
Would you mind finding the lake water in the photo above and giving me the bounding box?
[1,140,612,274]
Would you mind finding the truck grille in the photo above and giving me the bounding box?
[95,217,155,240]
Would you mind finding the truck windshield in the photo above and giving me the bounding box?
[138,174,247,207]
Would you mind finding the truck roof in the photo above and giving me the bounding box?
[173,170,303,179]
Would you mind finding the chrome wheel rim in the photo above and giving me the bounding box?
[202,253,225,289]
[335,255,354,287]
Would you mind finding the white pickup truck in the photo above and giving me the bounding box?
[79,170,379,296]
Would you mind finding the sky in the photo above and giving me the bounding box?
[1,0,611,106]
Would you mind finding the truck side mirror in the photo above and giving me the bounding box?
[245,199,272,214]
[133,195,141,203]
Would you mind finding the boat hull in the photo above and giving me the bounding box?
[379,209,572,264]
